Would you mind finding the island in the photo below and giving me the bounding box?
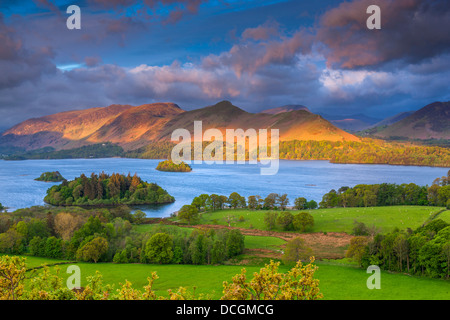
[35,171,65,182]
[156,160,192,172]
[44,172,175,206]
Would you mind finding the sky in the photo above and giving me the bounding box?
[0,0,449,131]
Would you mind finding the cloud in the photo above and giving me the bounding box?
[0,13,56,90]
[202,22,313,77]
[1,0,449,132]
[317,0,450,69]
[241,21,281,41]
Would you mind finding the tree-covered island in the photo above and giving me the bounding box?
[35,171,65,182]
[156,160,192,172]
[44,172,175,206]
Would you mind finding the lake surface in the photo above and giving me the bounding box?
[0,159,447,217]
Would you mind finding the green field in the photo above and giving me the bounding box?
[196,206,447,234]
[134,223,286,252]
[437,210,450,223]
[243,235,286,251]
[18,256,450,300]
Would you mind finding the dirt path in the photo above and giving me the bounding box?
[185,224,353,259]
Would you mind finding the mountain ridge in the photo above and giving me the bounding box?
[372,101,450,140]
[0,101,359,151]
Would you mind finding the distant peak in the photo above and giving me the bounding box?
[261,105,311,115]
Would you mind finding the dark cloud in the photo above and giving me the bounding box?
[0,13,56,90]
[317,0,450,69]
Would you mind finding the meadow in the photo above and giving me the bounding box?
[19,255,450,300]
[196,206,448,234]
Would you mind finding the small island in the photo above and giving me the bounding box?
[35,171,65,182]
[44,172,175,206]
[156,160,192,172]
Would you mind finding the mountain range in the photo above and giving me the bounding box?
[0,100,448,154]
[369,101,450,140]
[0,101,359,152]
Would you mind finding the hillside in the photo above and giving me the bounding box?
[371,111,414,128]
[0,104,134,150]
[0,101,359,152]
[156,101,359,143]
[0,103,183,151]
[373,101,450,140]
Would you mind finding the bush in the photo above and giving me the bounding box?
[352,221,369,236]
[276,212,294,231]
[293,212,314,232]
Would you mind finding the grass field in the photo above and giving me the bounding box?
[437,210,450,223]
[243,235,286,251]
[18,255,450,300]
[196,206,447,234]
[134,222,287,252]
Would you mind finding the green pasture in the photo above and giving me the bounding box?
[16,255,449,300]
[196,206,447,234]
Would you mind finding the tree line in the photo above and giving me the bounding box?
[347,219,450,279]
[319,171,450,209]
[0,205,244,266]
[175,192,318,225]
[127,139,450,168]
[279,139,450,167]
[44,172,175,206]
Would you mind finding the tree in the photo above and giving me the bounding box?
[54,213,84,241]
[294,197,307,210]
[276,211,294,231]
[306,200,318,209]
[225,229,245,258]
[292,212,314,232]
[45,236,63,259]
[0,228,24,254]
[282,237,313,265]
[352,221,369,236]
[211,240,226,264]
[247,196,258,210]
[178,205,199,225]
[228,192,245,209]
[264,212,278,230]
[145,233,173,264]
[442,242,450,279]
[263,193,278,210]
[277,194,289,210]
[29,236,45,256]
[221,258,322,300]
[132,210,146,225]
[0,255,27,300]
[76,237,109,263]
[189,232,209,265]
[363,190,377,207]
[346,236,369,265]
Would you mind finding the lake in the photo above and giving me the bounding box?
[0,158,447,217]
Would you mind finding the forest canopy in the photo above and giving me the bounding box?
[44,172,175,206]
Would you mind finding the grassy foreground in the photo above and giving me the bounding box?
[20,256,449,300]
